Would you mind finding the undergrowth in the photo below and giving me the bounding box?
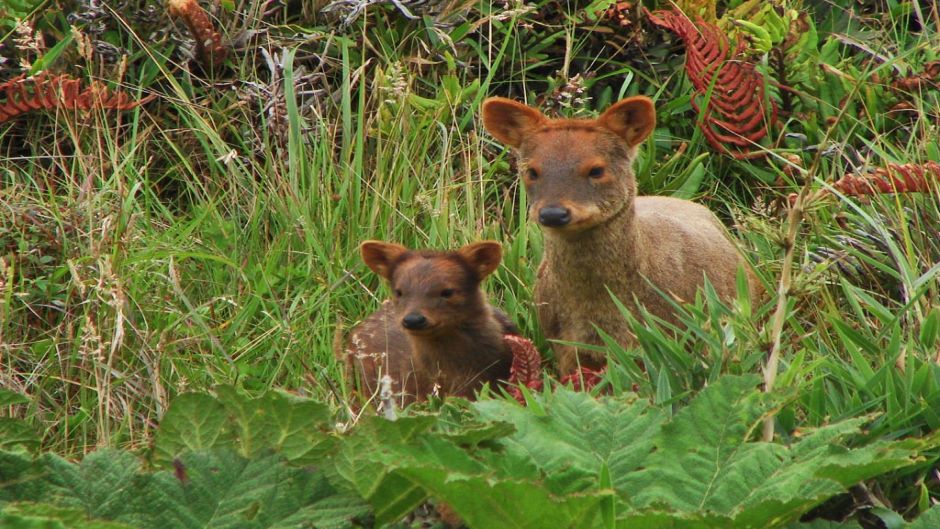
[1,0,939,526]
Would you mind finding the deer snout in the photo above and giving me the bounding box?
[401,312,429,330]
[538,205,572,227]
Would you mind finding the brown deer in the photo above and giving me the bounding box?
[482,96,757,375]
[346,240,517,405]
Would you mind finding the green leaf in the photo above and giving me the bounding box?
[783,520,862,529]
[329,416,438,524]
[153,394,232,466]
[623,375,769,513]
[213,386,332,462]
[0,503,135,529]
[153,388,334,468]
[474,389,665,496]
[0,389,29,407]
[908,504,940,529]
[0,418,40,454]
[0,448,370,529]
[399,467,605,529]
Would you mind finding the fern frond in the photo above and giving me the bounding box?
[0,74,155,123]
[790,162,940,203]
[648,8,779,159]
[167,0,229,69]
[505,334,544,403]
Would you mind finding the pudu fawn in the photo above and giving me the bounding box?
[346,240,516,405]
[482,96,757,374]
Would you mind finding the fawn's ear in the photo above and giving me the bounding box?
[481,98,546,149]
[360,241,408,281]
[598,96,656,147]
[458,241,503,279]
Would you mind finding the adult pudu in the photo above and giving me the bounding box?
[346,241,516,406]
[482,96,757,375]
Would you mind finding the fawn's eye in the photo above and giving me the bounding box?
[525,168,539,181]
[587,166,605,179]
[394,289,403,298]
[440,289,455,298]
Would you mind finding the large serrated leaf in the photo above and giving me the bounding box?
[153,388,334,468]
[617,375,934,527]
[213,386,332,462]
[153,394,232,466]
[474,388,665,496]
[328,416,441,524]
[623,375,770,513]
[0,418,40,454]
[0,448,369,529]
[0,389,29,407]
[0,503,135,529]
[399,466,604,529]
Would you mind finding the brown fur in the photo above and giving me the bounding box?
[482,96,758,374]
[346,241,516,406]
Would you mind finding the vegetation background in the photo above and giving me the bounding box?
[0,0,938,527]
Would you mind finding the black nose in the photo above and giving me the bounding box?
[401,312,428,330]
[538,206,571,227]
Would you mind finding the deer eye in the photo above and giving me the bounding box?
[394,289,403,298]
[440,289,455,298]
[587,166,605,179]
[525,168,539,181]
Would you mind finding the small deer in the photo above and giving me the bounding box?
[346,240,517,405]
[482,96,757,375]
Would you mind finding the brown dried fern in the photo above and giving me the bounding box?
[788,162,940,204]
[0,74,155,123]
[648,8,778,159]
[833,162,940,196]
[168,0,229,69]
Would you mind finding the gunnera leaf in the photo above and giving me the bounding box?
[212,386,332,463]
[397,467,605,529]
[152,394,233,466]
[153,387,333,468]
[0,418,40,454]
[618,375,935,527]
[0,388,29,407]
[0,448,370,529]
[0,503,135,529]
[473,388,665,495]
[327,415,441,525]
[335,414,603,529]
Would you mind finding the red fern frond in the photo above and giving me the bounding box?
[168,0,228,69]
[647,9,778,159]
[559,366,605,392]
[833,162,940,196]
[0,74,155,123]
[504,334,544,404]
[788,162,940,204]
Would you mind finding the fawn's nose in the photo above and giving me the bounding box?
[538,206,571,227]
[401,312,429,330]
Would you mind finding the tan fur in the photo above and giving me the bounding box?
[482,97,757,374]
[347,241,516,406]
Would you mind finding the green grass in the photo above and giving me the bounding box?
[1,0,939,522]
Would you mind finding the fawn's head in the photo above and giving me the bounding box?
[482,97,655,234]
[360,241,502,337]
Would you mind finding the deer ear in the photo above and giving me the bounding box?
[481,98,546,149]
[598,96,656,147]
[360,241,408,281]
[458,241,502,279]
